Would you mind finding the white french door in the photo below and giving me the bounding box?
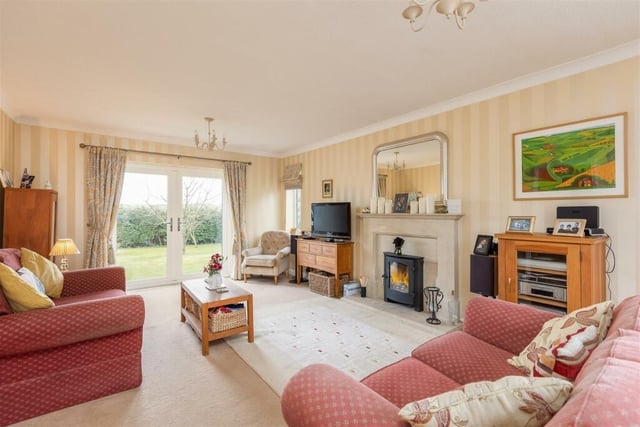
[115,164,223,288]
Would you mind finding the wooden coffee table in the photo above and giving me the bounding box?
[180,278,254,356]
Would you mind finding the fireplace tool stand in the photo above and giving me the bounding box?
[424,286,444,325]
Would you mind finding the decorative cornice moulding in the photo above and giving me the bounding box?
[287,39,640,158]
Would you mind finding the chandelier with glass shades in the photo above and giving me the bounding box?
[389,152,406,171]
[194,117,228,151]
[402,0,483,32]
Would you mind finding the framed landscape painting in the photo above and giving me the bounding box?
[513,113,627,200]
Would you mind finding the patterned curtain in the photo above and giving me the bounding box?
[223,161,248,280]
[378,174,387,198]
[282,163,302,189]
[84,146,127,268]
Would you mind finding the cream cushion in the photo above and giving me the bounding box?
[508,301,614,375]
[0,262,54,312]
[17,267,46,294]
[20,247,64,298]
[398,376,572,427]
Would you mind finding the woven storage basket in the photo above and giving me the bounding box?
[309,272,348,297]
[183,292,199,316]
[208,307,247,333]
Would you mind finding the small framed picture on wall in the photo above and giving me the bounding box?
[322,179,333,198]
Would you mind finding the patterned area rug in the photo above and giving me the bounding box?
[226,294,447,395]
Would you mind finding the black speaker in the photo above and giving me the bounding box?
[470,254,497,297]
[290,234,299,257]
[556,206,599,229]
[289,234,303,283]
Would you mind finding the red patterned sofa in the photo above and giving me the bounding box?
[281,295,640,426]
[0,249,145,426]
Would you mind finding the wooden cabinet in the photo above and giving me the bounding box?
[296,239,354,297]
[2,188,57,257]
[495,233,608,313]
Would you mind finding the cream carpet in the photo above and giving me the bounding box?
[13,278,452,426]
[226,282,450,395]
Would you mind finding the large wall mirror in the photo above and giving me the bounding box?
[371,131,448,202]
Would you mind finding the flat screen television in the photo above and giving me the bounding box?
[311,202,351,241]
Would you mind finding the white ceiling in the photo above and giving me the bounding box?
[1,1,639,158]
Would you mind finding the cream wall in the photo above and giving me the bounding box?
[1,58,638,309]
[0,123,282,270]
[383,164,441,198]
[0,110,15,168]
[284,57,639,309]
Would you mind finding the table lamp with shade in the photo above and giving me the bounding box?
[49,238,80,271]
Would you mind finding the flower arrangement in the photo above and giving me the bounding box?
[203,253,225,276]
[359,275,368,287]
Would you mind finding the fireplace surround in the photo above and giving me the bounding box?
[357,213,462,317]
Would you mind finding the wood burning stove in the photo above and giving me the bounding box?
[383,252,424,311]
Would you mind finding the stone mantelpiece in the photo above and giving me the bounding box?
[357,213,462,318]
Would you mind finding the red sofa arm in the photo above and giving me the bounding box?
[61,266,126,296]
[281,364,406,427]
[0,294,144,357]
[463,296,558,355]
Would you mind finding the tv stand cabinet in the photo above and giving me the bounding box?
[495,233,608,313]
[296,239,354,297]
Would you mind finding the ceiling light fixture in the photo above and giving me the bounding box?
[194,117,228,151]
[402,0,478,32]
[389,152,406,171]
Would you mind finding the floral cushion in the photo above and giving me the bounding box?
[398,376,572,427]
[532,325,598,381]
[508,301,614,375]
[259,231,290,255]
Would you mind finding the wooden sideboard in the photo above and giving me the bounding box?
[296,239,354,297]
[2,188,58,258]
[495,232,608,313]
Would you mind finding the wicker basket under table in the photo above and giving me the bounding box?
[180,279,254,356]
[183,292,247,334]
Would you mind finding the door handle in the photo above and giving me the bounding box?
[166,217,173,232]
[178,217,186,232]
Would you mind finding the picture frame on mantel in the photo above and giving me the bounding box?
[393,193,409,213]
[513,113,627,200]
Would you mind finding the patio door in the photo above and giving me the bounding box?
[115,165,223,288]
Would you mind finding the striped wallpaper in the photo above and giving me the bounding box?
[1,56,638,310]
[0,123,282,270]
[283,57,639,308]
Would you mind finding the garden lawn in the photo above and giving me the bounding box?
[116,243,221,281]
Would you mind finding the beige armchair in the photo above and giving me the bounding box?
[241,230,291,285]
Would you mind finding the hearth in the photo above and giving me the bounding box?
[382,252,424,311]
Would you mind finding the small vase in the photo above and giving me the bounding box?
[206,272,223,288]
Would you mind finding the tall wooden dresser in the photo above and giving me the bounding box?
[1,188,58,257]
